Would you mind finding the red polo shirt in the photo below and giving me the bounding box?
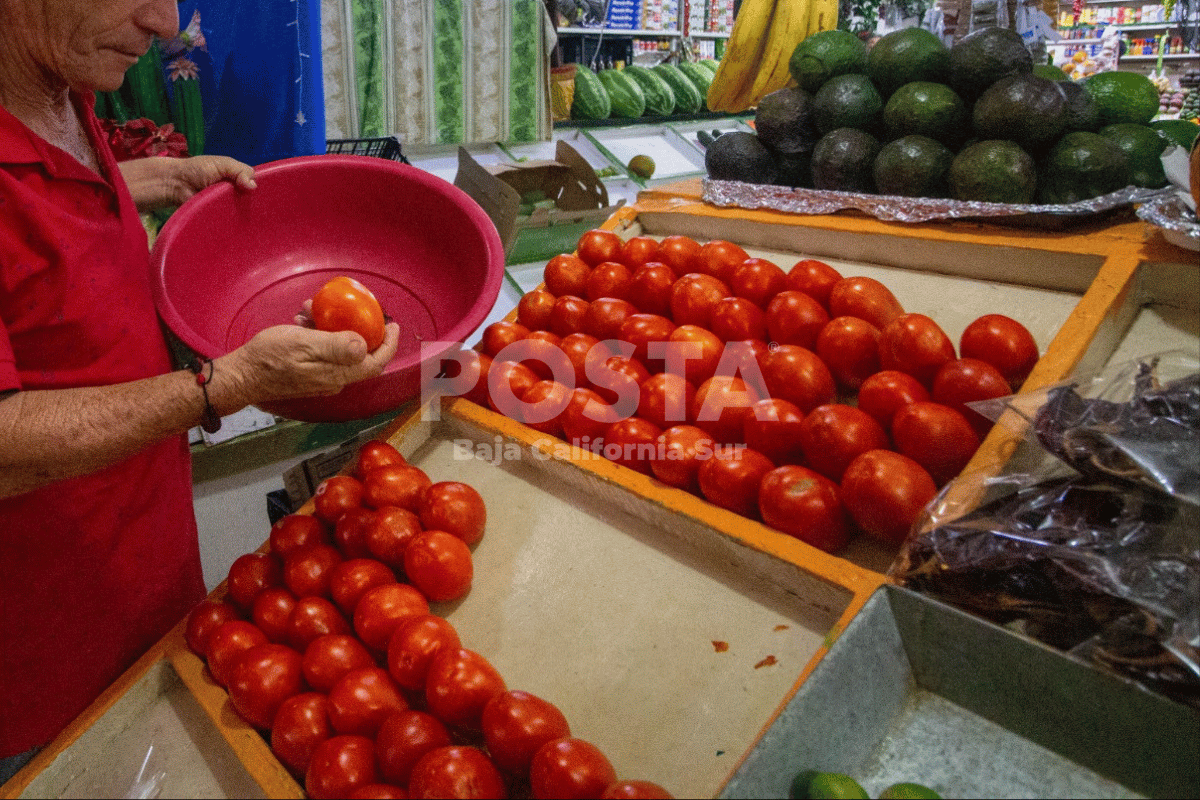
[0,93,205,757]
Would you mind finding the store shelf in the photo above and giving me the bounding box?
[1123,52,1200,60]
[560,26,682,36]
[690,30,732,38]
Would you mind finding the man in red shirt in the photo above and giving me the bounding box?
[0,0,400,779]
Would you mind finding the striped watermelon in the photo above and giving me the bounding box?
[571,63,611,120]
[653,63,703,115]
[599,68,646,118]
[622,65,676,117]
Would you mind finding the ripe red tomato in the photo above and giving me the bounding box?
[334,506,377,560]
[638,372,696,429]
[185,600,242,659]
[798,404,891,483]
[306,735,378,800]
[349,784,407,799]
[576,229,623,267]
[959,313,1040,390]
[364,507,422,571]
[206,619,268,687]
[530,737,618,800]
[765,290,829,350]
[227,552,284,611]
[457,350,493,407]
[314,475,365,525]
[482,690,572,776]
[587,354,649,411]
[328,666,409,737]
[227,642,305,730]
[694,239,749,282]
[742,398,806,466]
[329,558,397,616]
[650,424,716,492]
[271,692,334,777]
[303,634,376,693]
[362,463,433,513]
[667,324,723,386]
[408,745,507,800]
[827,276,904,330]
[692,375,760,444]
[353,582,431,652]
[288,596,352,651]
[480,321,530,359]
[252,586,298,643]
[353,440,406,479]
[561,386,622,445]
[697,446,776,517]
[387,613,462,691]
[513,379,573,436]
[421,482,487,548]
[602,416,663,475]
[425,648,507,732]
[618,313,677,367]
[404,530,474,603]
[787,259,843,309]
[376,710,454,787]
[620,235,660,268]
[856,370,931,431]
[544,254,590,297]
[518,289,558,332]
[626,262,677,315]
[270,514,332,559]
[312,276,386,351]
[586,261,634,302]
[758,465,849,552]
[584,297,638,341]
[840,449,938,545]
[729,257,788,307]
[816,316,882,392]
[548,295,591,338]
[487,360,539,417]
[760,345,836,413]
[284,544,344,599]
[709,296,767,342]
[891,401,981,486]
[518,331,566,382]
[559,331,606,388]
[878,313,956,387]
[669,273,731,328]
[931,357,1012,436]
[656,234,702,274]
[601,780,675,799]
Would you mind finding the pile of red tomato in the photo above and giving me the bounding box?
[469,228,1040,554]
[185,439,670,799]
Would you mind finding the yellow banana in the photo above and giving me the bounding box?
[746,0,811,108]
[807,0,839,37]
[707,0,777,112]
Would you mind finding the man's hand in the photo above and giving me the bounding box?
[118,155,257,212]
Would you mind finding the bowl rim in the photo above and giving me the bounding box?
[149,153,506,374]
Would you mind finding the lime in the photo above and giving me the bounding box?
[1082,70,1160,126]
[807,772,869,799]
[879,782,943,799]
[790,30,868,94]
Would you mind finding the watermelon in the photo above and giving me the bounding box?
[599,68,646,118]
[571,63,610,120]
[678,61,714,110]
[622,65,675,117]
[700,58,720,75]
[653,63,702,115]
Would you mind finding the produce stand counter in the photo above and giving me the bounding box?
[6,187,1197,799]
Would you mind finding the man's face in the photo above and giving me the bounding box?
[16,0,180,92]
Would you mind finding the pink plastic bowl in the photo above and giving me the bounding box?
[151,154,505,423]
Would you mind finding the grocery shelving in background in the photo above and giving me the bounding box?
[555,0,733,69]
[1050,0,1200,78]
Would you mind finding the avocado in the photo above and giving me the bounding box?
[866,26,952,99]
[972,73,1068,153]
[948,139,1037,204]
[789,29,868,94]
[811,127,881,193]
[814,73,883,136]
[1056,80,1101,132]
[882,81,968,149]
[705,131,780,184]
[755,87,821,155]
[949,26,1034,102]
[873,135,954,198]
[1099,123,1167,188]
[773,150,814,188]
[1036,131,1130,203]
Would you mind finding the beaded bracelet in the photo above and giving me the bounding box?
[188,357,222,433]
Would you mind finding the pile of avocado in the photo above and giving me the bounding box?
[705,26,1197,205]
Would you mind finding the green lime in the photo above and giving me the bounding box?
[807,771,869,799]
[1082,70,1160,126]
[879,782,943,799]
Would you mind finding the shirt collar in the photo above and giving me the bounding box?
[0,91,111,184]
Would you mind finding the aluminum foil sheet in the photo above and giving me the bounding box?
[702,179,1176,229]
[1136,191,1200,252]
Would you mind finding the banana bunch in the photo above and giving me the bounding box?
[706,0,840,113]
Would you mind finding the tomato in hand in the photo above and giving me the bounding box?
[638,373,696,429]
[576,229,623,267]
[891,401,980,486]
[856,370,930,431]
[376,709,455,787]
[760,345,836,413]
[530,737,618,800]
[270,514,331,559]
[586,261,634,302]
[827,276,904,330]
[314,475,365,525]
[421,481,488,547]
[650,424,716,493]
[787,259,843,310]
[185,600,242,659]
[329,557,397,617]
[959,313,1039,390]
[931,357,1012,436]
[303,634,376,693]
[288,596,352,651]
[840,449,938,545]
[765,290,829,350]
[797,404,891,483]
[353,582,431,652]
[227,642,305,730]
[404,530,474,603]
[271,692,334,777]
[306,735,378,800]
[518,288,558,332]
[284,544,344,599]
[692,375,760,444]
[878,313,956,387]
[730,258,788,308]
[425,648,507,732]
[602,417,663,475]
[655,234,702,274]
[816,316,881,392]
[328,666,409,737]
[694,239,749,282]
[252,586,298,644]
[364,507,422,572]
[669,273,731,328]
[626,262,677,316]
[601,780,675,799]
[480,321,530,359]
[206,620,268,687]
[387,613,462,691]
[408,745,507,800]
[362,463,433,513]
[334,507,378,560]
[482,690,572,776]
[758,465,849,553]
[697,446,775,517]
[544,254,590,297]
[620,235,660,268]
[743,398,806,466]
[709,296,767,343]
[312,276,386,351]
[227,552,284,612]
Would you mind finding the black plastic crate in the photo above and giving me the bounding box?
[325,135,409,164]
